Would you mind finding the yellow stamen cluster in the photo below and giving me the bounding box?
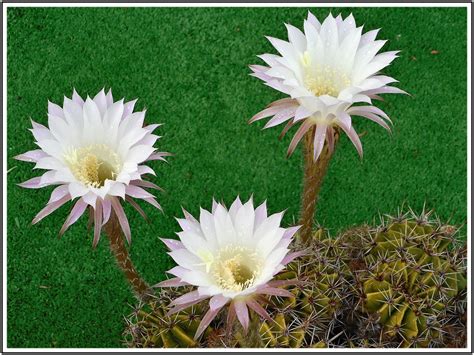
[301,52,351,97]
[211,245,261,292]
[64,144,121,188]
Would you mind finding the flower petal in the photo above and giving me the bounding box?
[32,194,70,225]
[234,299,250,332]
[110,197,131,244]
[59,198,88,236]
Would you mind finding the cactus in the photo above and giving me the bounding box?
[123,287,215,348]
[124,210,467,349]
[341,210,467,347]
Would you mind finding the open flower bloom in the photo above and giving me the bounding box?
[250,12,406,161]
[15,89,169,247]
[158,197,303,339]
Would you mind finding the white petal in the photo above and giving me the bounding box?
[168,249,203,271]
[125,145,155,164]
[68,182,89,199]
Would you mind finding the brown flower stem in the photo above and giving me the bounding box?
[298,127,339,244]
[104,211,152,303]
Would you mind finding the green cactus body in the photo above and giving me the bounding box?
[125,212,466,349]
[343,217,467,347]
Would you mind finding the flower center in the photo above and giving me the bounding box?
[302,54,351,97]
[212,246,262,292]
[64,144,122,188]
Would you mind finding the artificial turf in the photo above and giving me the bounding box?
[6,6,467,348]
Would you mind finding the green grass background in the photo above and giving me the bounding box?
[7,7,467,348]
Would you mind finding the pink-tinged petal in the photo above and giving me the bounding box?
[92,199,103,248]
[209,294,229,311]
[30,126,54,142]
[107,182,125,199]
[59,198,88,236]
[48,101,65,118]
[234,299,250,332]
[256,287,294,298]
[339,124,363,158]
[167,266,188,278]
[30,119,47,130]
[130,179,163,192]
[246,298,272,321]
[126,145,156,164]
[263,107,297,129]
[122,99,138,119]
[294,106,313,122]
[228,196,242,220]
[371,75,399,86]
[102,198,112,226]
[257,53,280,66]
[170,290,202,307]
[365,86,408,96]
[352,111,391,132]
[182,208,199,224]
[72,88,85,105]
[285,23,306,52]
[110,197,131,244]
[267,98,297,108]
[368,94,384,101]
[249,105,285,124]
[249,64,269,74]
[161,238,184,251]
[105,89,113,107]
[279,119,295,140]
[287,119,314,157]
[143,123,161,133]
[18,176,43,189]
[137,165,156,176]
[146,151,172,163]
[348,105,391,123]
[359,28,380,47]
[47,185,70,204]
[281,250,307,265]
[226,301,237,332]
[313,123,327,161]
[125,185,154,199]
[126,196,148,222]
[254,200,268,231]
[250,70,273,82]
[93,88,107,116]
[39,170,60,186]
[82,191,97,208]
[176,217,199,233]
[282,225,301,241]
[142,197,163,212]
[14,149,48,163]
[307,11,321,30]
[32,195,70,225]
[154,277,189,288]
[194,306,223,340]
[337,112,352,132]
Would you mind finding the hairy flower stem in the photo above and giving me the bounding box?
[104,211,152,302]
[298,127,339,244]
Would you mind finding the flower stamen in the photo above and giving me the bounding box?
[64,144,122,188]
[212,245,262,292]
[304,64,351,97]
